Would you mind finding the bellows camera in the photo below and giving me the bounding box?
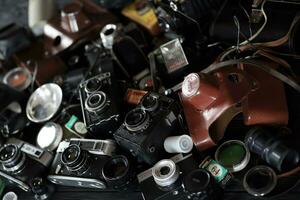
[0,138,53,192]
[113,92,182,165]
[79,72,122,138]
[137,154,222,200]
[47,138,133,190]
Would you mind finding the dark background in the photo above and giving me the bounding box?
[1,0,300,199]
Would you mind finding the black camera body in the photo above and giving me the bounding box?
[48,138,134,190]
[138,154,222,200]
[79,72,123,139]
[0,138,53,192]
[113,92,182,165]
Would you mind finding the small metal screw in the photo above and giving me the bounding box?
[170,2,178,11]
[149,146,155,153]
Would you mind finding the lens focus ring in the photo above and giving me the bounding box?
[0,144,25,172]
[124,109,150,132]
[61,145,89,175]
[152,159,179,187]
[85,91,108,113]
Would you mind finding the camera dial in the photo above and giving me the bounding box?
[61,145,89,175]
[0,144,25,173]
[124,109,150,132]
[152,159,179,187]
[85,78,102,94]
[182,73,200,98]
[141,95,159,112]
[85,91,109,114]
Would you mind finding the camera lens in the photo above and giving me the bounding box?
[184,169,211,193]
[85,92,108,113]
[61,145,89,174]
[245,127,299,171]
[160,166,170,175]
[0,144,25,172]
[85,79,102,93]
[243,166,277,197]
[152,159,179,187]
[0,145,16,162]
[102,155,131,187]
[141,95,159,112]
[125,109,150,132]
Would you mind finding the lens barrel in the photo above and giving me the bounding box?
[152,159,179,187]
[85,91,108,114]
[61,145,89,175]
[0,144,25,172]
[141,95,159,112]
[124,108,150,132]
[85,78,102,94]
[245,127,299,171]
[102,155,132,188]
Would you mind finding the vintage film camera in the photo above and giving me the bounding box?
[48,138,134,190]
[0,138,53,192]
[79,72,123,138]
[113,92,182,165]
[137,154,222,200]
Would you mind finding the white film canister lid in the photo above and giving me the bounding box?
[3,192,18,200]
[164,135,193,153]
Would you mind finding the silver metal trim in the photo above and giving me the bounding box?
[215,140,250,173]
[137,154,189,183]
[47,175,106,189]
[6,138,53,168]
[3,152,25,173]
[152,159,179,187]
[0,170,30,191]
[56,138,116,157]
[85,91,108,113]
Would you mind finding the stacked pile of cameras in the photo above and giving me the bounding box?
[0,0,299,200]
